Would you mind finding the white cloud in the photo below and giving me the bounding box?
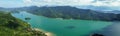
[109,1,120,6]
[92,1,105,6]
[23,0,94,6]
[22,0,120,7]
[23,0,33,6]
[23,0,32,3]
[93,0,120,6]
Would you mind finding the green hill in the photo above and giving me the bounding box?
[0,11,47,36]
[26,6,118,21]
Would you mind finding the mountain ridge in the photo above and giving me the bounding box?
[21,6,120,21]
[0,6,120,21]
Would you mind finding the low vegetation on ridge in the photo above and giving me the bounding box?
[0,11,47,36]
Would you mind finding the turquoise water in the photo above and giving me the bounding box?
[12,12,113,36]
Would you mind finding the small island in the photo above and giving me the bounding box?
[25,17,31,20]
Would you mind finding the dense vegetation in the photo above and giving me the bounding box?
[1,6,120,21]
[0,11,47,36]
[24,6,120,21]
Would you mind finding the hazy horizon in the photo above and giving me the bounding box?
[0,0,120,11]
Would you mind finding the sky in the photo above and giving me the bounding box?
[0,0,120,8]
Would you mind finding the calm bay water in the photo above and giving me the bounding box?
[12,12,114,36]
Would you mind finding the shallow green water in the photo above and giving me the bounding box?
[12,12,112,36]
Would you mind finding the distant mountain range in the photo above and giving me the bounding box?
[77,5,120,11]
[0,6,120,21]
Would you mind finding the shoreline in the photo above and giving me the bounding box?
[33,28,56,36]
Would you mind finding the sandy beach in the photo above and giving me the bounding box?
[45,32,55,36]
[33,28,56,36]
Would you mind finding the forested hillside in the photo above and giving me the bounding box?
[0,11,47,36]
